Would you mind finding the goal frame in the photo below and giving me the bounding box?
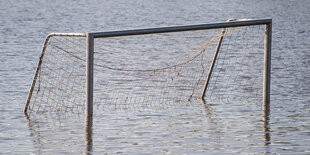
[24,19,272,117]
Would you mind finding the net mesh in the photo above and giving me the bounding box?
[26,25,265,114]
[205,26,265,103]
[27,35,86,114]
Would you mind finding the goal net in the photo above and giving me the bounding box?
[24,19,271,114]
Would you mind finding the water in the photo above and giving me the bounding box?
[0,0,309,154]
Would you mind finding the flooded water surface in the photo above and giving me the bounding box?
[0,0,310,154]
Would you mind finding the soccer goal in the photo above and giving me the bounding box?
[24,19,272,116]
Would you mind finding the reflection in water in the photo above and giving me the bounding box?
[25,113,44,154]
[84,116,93,155]
[200,99,225,147]
[25,113,86,154]
[24,99,269,154]
[202,98,272,148]
[263,101,271,146]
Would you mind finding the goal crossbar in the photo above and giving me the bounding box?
[91,19,271,38]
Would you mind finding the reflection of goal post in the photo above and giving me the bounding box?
[24,19,271,117]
